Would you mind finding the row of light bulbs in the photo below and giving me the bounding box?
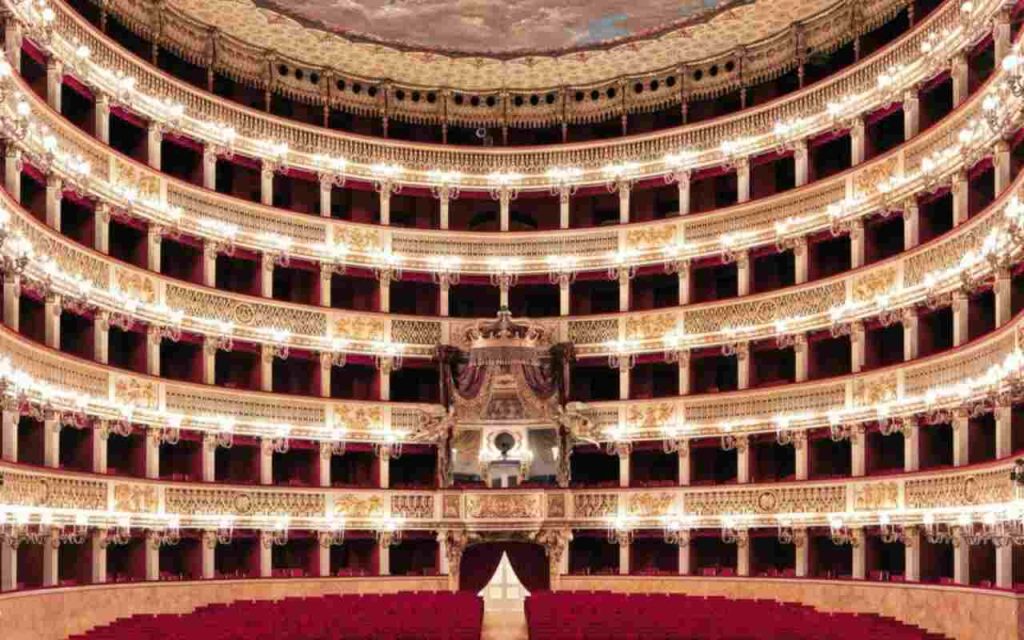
[0,50,1004,279]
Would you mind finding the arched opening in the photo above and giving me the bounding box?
[459,542,550,594]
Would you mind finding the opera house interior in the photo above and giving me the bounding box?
[3,0,1024,638]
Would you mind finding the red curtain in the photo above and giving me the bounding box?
[458,542,550,593]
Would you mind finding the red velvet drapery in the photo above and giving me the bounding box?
[458,542,550,593]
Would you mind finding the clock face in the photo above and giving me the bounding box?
[252,0,736,56]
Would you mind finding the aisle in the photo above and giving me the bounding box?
[481,609,528,640]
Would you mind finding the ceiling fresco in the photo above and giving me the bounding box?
[249,0,741,56]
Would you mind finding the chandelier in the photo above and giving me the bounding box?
[376,518,404,547]
[319,518,347,548]
[606,516,634,546]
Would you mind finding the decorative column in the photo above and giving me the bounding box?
[318,534,331,578]
[94,95,111,145]
[953,541,969,585]
[794,432,809,480]
[794,529,809,578]
[46,59,62,113]
[736,533,750,577]
[677,350,691,396]
[318,442,333,487]
[736,252,751,297]
[792,238,808,285]
[91,423,108,474]
[904,418,920,472]
[146,123,162,171]
[260,161,275,207]
[91,530,107,584]
[951,54,969,107]
[995,10,1013,61]
[259,438,274,485]
[92,311,109,364]
[793,335,808,383]
[617,182,631,224]
[735,158,750,203]
[144,427,160,479]
[618,538,630,576]
[617,359,630,401]
[850,118,866,166]
[673,259,691,305]
[735,436,750,484]
[146,325,162,377]
[902,310,918,361]
[378,446,391,489]
[6,147,22,203]
[201,335,232,386]
[378,357,393,402]
[44,293,61,350]
[43,413,59,468]
[994,140,1011,195]
[260,253,275,298]
[996,543,1013,589]
[995,268,1012,327]
[952,170,968,226]
[735,343,750,391]
[378,269,395,313]
[318,353,333,399]
[904,527,920,582]
[0,536,15,591]
[850,426,866,477]
[903,200,919,250]
[378,537,391,576]
[851,528,867,579]
[379,182,395,226]
[995,403,1012,459]
[318,264,334,309]
[94,204,110,254]
[849,219,865,269]
[850,321,866,373]
[617,268,631,311]
[793,142,808,188]
[903,90,920,140]
[260,344,280,393]
[258,531,274,578]
[202,241,219,288]
[201,531,216,580]
[42,531,58,587]
[2,272,19,331]
[952,292,969,347]
[435,185,457,230]
[1,408,17,462]
[677,442,690,486]
[201,433,218,482]
[319,174,334,218]
[139,220,162,273]
[3,19,21,72]
[952,414,969,467]
[45,175,62,230]
[617,445,631,488]
[438,274,454,317]
[676,171,691,215]
[202,145,217,191]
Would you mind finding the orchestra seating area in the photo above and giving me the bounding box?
[524,592,948,640]
[68,592,483,640]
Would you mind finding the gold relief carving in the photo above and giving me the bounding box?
[685,486,844,515]
[466,494,542,519]
[113,268,156,303]
[443,494,461,519]
[0,471,106,510]
[113,483,158,513]
[391,494,433,519]
[333,405,383,431]
[851,266,897,303]
[852,373,898,407]
[626,403,675,430]
[165,488,324,517]
[625,313,677,341]
[628,493,674,517]
[335,227,381,252]
[853,482,898,511]
[546,494,567,519]
[112,158,160,200]
[232,303,257,326]
[333,495,385,518]
[853,157,899,197]
[905,469,1012,509]
[335,316,385,342]
[573,493,617,518]
[626,225,677,252]
[114,376,159,410]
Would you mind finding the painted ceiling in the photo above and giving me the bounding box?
[249,0,736,56]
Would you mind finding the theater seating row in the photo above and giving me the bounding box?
[525,592,948,640]
[70,592,483,640]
